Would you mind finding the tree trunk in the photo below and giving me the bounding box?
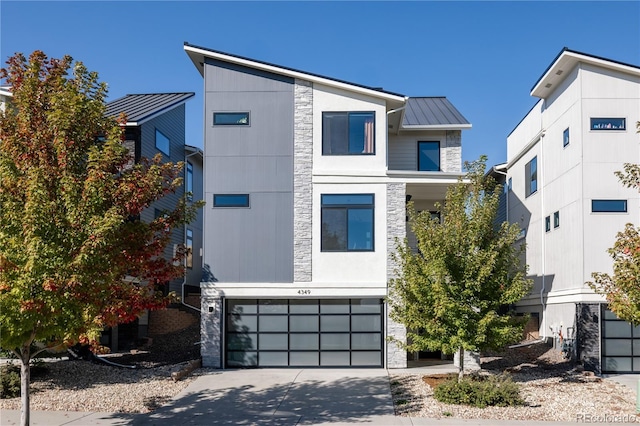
[19,345,31,426]
[458,347,464,382]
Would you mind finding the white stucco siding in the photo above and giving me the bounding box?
[312,84,388,175]
[580,63,640,99]
[312,182,388,286]
[507,101,542,163]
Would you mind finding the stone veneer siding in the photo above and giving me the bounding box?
[445,130,462,173]
[200,292,222,368]
[386,182,407,368]
[293,79,313,282]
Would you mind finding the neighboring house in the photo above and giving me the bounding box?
[184,43,471,369]
[104,92,203,350]
[0,86,11,111]
[505,48,640,373]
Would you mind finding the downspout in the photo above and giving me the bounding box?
[182,149,201,312]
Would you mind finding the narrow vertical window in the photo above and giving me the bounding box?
[186,161,193,201]
[545,216,551,232]
[563,128,570,147]
[554,211,560,228]
[186,229,193,268]
[525,157,538,197]
[155,129,170,156]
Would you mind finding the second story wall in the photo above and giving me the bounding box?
[388,130,462,173]
[203,58,294,283]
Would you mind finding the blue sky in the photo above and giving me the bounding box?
[2,1,639,166]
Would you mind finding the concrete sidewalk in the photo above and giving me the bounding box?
[1,368,637,425]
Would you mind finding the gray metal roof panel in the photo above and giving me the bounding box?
[402,97,470,127]
[106,92,194,124]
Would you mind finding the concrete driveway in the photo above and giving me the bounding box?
[131,368,395,425]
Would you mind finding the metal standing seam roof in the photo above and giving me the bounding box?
[105,92,195,125]
[402,97,470,127]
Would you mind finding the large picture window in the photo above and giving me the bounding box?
[418,141,440,171]
[322,112,375,155]
[321,194,374,251]
[525,156,538,198]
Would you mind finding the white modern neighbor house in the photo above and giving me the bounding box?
[505,48,640,373]
[184,43,471,368]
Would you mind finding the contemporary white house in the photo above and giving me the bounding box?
[506,48,640,373]
[184,43,471,368]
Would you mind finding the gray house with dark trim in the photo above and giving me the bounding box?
[184,43,471,368]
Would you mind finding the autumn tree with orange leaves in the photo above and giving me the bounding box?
[0,51,201,426]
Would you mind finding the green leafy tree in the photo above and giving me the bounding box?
[388,156,531,381]
[0,51,201,426]
[589,122,640,324]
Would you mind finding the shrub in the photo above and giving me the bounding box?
[433,374,524,408]
[1,363,20,399]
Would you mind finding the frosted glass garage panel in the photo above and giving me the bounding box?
[259,334,288,350]
[321,315,350,332]
[259,315,288,332]
[259,299,288,314]
[290,299,319,313]
[289,315,319,332]
[290,334,319,350]
[321,351,350,366]
[352,333,382,350]
[604,357,632,372]
[259,352,288,366]
[633,358,640,372]
[227,351,257,367]
[227,333,258,350]
[352,351,381,366]
[320,299,350,314]
[604,321,632,338]
[351,298,382,314]
[321,333,350,350]
[228,299,257,314]
[351,315,381,332]
[227,315,257,333]
[290,352,319,366]
[603,339,632,356]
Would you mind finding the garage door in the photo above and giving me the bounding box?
[601,306,640,373]
[225,298,383,367]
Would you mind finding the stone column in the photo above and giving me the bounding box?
[445,130,462,173]
[293,79,313,282]
[200,290,222,368]
[386,182,407,368]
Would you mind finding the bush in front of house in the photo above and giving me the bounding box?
[433,374,524,408]
[0,363,20,399]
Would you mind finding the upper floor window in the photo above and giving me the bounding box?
[321,194,374,252]
[213,194,250,208]
[155,129,170,156]
[591,118,626,131]
[186,161,193,201]
[418,141,440,171]
[545,216,551,232]
[592,199,627,213]
[322,112,375,155]
[214,112,250,126]
[554,211,560,228]
[563,128,570,147]
[525,156,537,198]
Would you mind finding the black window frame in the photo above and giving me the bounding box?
[213,194,250,208]
[525,156,538,198]
[322,111,376,156]
[155,128,170,156]
[545,216,551,233]
[554,211,560,229]
[417,141,441,172]
[592,199,628,213]
[563,127,570,147]
[186,229,193,269]
[590,117,626,131]
[186,161,193,201]
[213,112,250,126]
[321,194,375,252]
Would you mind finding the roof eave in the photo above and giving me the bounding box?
[401,124,472,131]
[184,43,407,103]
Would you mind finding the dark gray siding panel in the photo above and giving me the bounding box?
[140,104,187,294]
[204,61,294,283]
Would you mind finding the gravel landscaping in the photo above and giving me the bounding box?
[390,342,637,422]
